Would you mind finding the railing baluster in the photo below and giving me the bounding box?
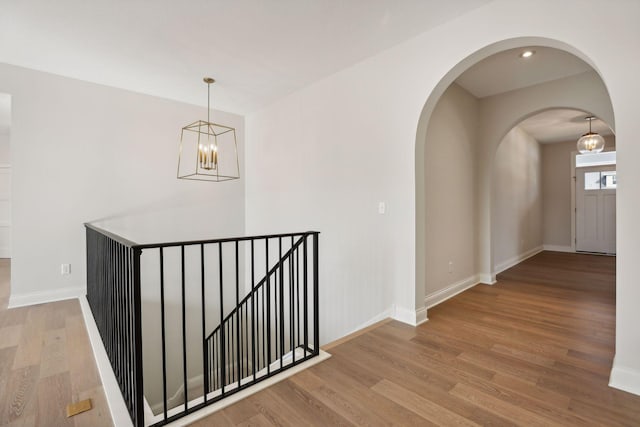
[262,274,266,369]
[251,239,256,381]
[303,235,308,355]
[290,236,295,364]
[132,247,144,426]
[296,240,300,350]
[214,332,218,390]
[235,241,241,389]
[313,234,319,354]
[219,242,225,395]
[266,239,271,373]
[160,248,167,421]
[278,237,284,370]
[181,245,188,411]
[201,244,208,402]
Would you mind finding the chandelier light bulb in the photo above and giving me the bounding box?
[577,116,605,154]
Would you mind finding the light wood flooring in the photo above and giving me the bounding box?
[192,251,640,426]
[2,252,639,426]
[0,259,113,426]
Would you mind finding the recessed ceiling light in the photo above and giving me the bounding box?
[520,50,535,59]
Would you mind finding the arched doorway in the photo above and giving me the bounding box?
[492,108,616,275]
[415,37,615,318]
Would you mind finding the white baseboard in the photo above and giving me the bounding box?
[8,286,85,308]
[477,273,496,285]
[415,306,428,325]
[609,357,640,396]
[493,245,544,276]
[79,296,134,427]
[543,244,574,253]
[391,304,428,326]
[347,307,394,336]
[425,275,479,309]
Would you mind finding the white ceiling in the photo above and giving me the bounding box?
[0,2,611,145]
[455,46,609,144]
[456,46,592,98]
[518,109,613,144]
[0,0,493,113]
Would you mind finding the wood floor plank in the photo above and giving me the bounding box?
[190,409,235,426]
[238,414,273,427]
[301,384,391,427]
[12,308,47,369]
[35,372,74,427]
[267,380,355,426]
[0,264,113,427]
[307,360,438,425]
[370,327,496,381]
[449,383,563,427]
[0,324,23,349]
[0,365,39,424]
[4,414,36,427]
[567,397,635,427]
[490,343,556,367]
[491,373,571,410]
[236,413,274,427]
[371,379,477,426]
[39,328,68,379]
[65,314,101,395]
[0,346,17,381]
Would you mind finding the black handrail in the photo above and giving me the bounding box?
[85,222,140,247]
[135,230,320,250]
[85,224,320,427]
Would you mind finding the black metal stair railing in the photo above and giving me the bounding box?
[85,224,144,426]
[85,224,319,427]
[204,234,319,396]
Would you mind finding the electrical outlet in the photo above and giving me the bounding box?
[448,261,453,274]
[61,264,71,275]
[378,202,386,214]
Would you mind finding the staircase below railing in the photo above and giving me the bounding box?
[85,224,320,427]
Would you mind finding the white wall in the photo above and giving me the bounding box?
[246,0,640,393]
[0,63,245,306]
[0,131,9,163]
[0,101,10,259]
[424,83,478,299]
[492,127,542,272]
[542,135,615,250]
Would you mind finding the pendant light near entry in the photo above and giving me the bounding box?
[177,77,240,181]
[577,116,605,154]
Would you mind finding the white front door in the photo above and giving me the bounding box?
[575,165,616,254]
